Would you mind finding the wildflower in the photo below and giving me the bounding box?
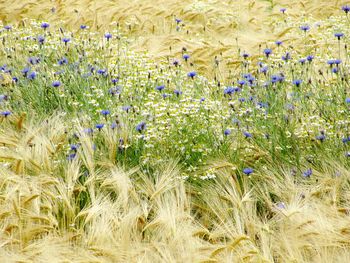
[52,80,61,87]
[22,67,30,76]
[84,128,93,134]
[111,122,118,129]
[280,8,286,13]
[342,5,350,14]
[105,33,112,40]
[97,69,107,75]
[345,98,350,103]
[0,111,11,117]
[243,168,253,175]
[303,168,312,177]
[293,79,303,87]
[342,137,350,143]
[62,37,71,43]
[334,59,342,65]
[136,121,146,132]
[187,71,197,79]
[224,129,231,136]
[316,134,326,142]
[238,80,246,86]
[282,52,291,61]
[111,78,119,83]
[156,85,165,91]
[263,48,272,58]
[28,71,37,80]
[4,25,12,30]
[95,123,104,130]
[242,52,250,59]
[243,131,252,138]
[175,18,182,24]
[0,95,8,102]
[174,90,182,96]
[332,67,339,74]
[122,105,132,112]
[183,54,190,61]
[224,86,235,95]
[276,202,286,209]
[67,153,76,161]
[260,66,268,74]
[307,55,314,62]
[275,40,283,46]
[300,25,310,32]
[58,57,68,65]
[299,58,306,64]
[37,35,45,44]
[80,25,87,29]
[41,22,50,29]
[173,59,180,66]
[101,110,110,116]
[28,57,40,65]
[334,32,344,40]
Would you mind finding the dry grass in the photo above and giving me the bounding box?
[0,115,349,262]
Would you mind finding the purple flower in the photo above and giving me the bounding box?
[58,57,68,65]
[293,79,303,87]
[4,25,12,30]
[299,58,307,64]
[335,32,344,40]
[95,123,104,130]
[345,98,350,103]
[174,90,182,96]
[62,37,71,43]
[175,18,182,24]
[101,110,110,116]
[105,33,112,40]
[67,153,76,161]
[275,40,283,46]
[156,85,165,91]
[28,57,40,65]
[242,52,250,59]
[307,55,314,62]
[224,129,231,136]
[52,80,61,87]
[37,35,45,44]
[80,25,87,29]
[303,168,312,178]
[243,168,253,175]
[136,121,146,132]
[263,48,272,58]
[342,5,350,14]
[243,131,252,138]
[0,111,11,117]
[300,25,310,32]
[187,71,197,79]
[41,22,50,29]
[28,71,37,80]
[282,52,291,61]
[280,8,286,13]
[316,134,326,142]
[111,78,119,83]
[122,105,132,112]
[183,54,190,61]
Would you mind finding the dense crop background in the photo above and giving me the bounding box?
[1,1,350,262]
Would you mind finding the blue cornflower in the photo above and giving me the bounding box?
[342,5,350,14]
[280,8,286,13]
[52,81,61,87]
[95,123,104,130]
[0,95,8,102]
[332,67,339,74]
[327,59,335,66]
[97,69,107,75]
[41,22,50,29]
[238,80,246,86]
[70,144,79,151]
[4,25,12,30]
[293,79,303,87]
[243,168,253,175]
[200,97,205,102]
[342,137,350,143]
[299,58,307,64]
[58,57,68,65]
[275,40,283,46]
[300,25,310,32]
[111,122,118,129]
[187,71,197,79]
[307,55,314,62]
[162,93,170,99]
[316,134,326,142]
[334,59,342,65]
[303,168,312,178]
[111,78,119,83]
[243,131,252,138]
[335,32,344,40]
[224,129,231,136]
[28,71,37,80]
[156,85,165,91]
[271,74,284,84]
[80,25,87,29]
[62,37,71,43]
[260,66,268,74]
[173,59,180,66]
[174,90,182,96]
[0,111,11,117]
[84,128,93,134]
[67,153,76,161]
[224,86,235,95]
[263,48,272,58]
[183,54,190,61]
[238,97,246,102]
[282,52,291,61]
[345,98,350,103]
[242,52,250,59]
[105,33,112,40]
[22,67,30,76]
[37,35,45,44]
[136,121,146,132]
[122,105,132,112]
[28,57,40,65]
[175,18,182,24]
[101,110,110,116]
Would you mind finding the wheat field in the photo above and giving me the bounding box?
[1,0,350,262]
